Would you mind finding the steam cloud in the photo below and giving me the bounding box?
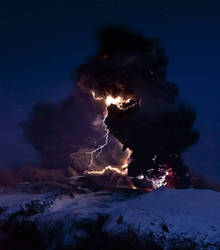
[20,26,199,188]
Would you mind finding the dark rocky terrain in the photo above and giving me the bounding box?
[0,178,219,250]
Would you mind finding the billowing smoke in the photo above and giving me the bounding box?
[19,26,199,189]
[0,166,66,186]
[20,91,103,170]
[77,26,199,188]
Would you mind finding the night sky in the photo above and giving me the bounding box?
[0,0,220,181]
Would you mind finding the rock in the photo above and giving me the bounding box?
[0,185,219,249]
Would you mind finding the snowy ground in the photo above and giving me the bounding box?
[0,185,219,249]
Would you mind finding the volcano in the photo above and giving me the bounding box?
[19,26,199,191]
[1,26,214,250]
[0,180,220,250]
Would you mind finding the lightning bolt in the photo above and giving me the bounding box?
[87,91,139,167]
[86,165,126,175]
[144,168,170,189]
[88,108,109,166]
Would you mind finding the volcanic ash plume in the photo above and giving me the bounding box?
[20,26,199,189]
[76,26,199,188]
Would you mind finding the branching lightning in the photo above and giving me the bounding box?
[86,91,172,190]
[145,168,171,189]
[88,108,109,166]
[86,147,132,175]
[87,91,137,167]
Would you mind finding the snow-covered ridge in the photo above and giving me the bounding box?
[0,185,219,249]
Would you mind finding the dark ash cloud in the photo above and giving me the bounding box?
[18,26,199,189]
[77,26,199,187]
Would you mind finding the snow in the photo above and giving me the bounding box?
[0,188,220,249]
[105,188,220,247]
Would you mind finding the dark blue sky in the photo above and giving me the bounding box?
[0,0,220,181]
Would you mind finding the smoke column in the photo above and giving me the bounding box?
[77,26,199,188]
[20,26,199,189]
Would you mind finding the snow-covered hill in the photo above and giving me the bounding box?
[0,183,219,249]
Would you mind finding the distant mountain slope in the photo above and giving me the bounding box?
[0,185,219,249]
